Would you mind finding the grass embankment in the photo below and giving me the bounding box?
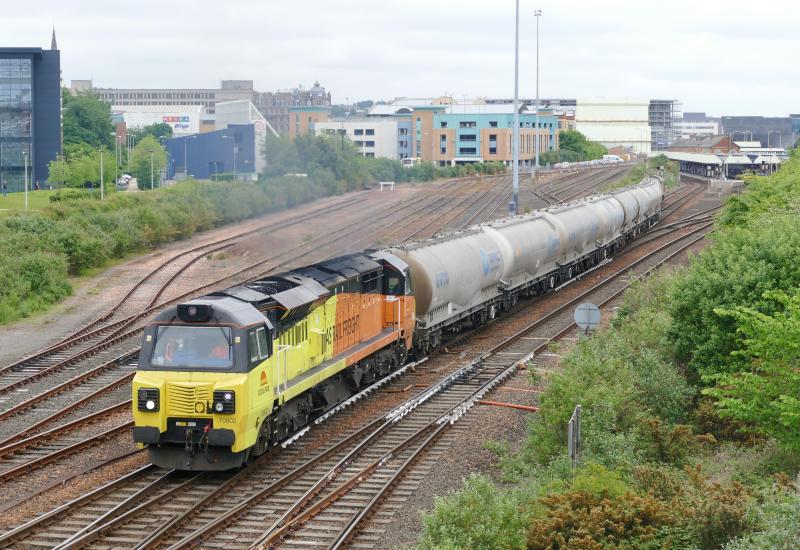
[0,190,59,215]
[603,155,680,191]
[418,149,800,549]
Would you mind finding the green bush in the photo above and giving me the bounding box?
[418,474,526,550]
[725,476,800,549]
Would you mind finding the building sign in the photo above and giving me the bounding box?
[163,115,191,130]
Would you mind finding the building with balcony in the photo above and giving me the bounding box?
[411,104,558,166]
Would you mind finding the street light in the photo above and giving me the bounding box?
[222,135,236,181]
[533,9,542,178]
[184,135,197,179]
[511,0,520,215]
[150,151,154,190]
[22,150,28,210]
[767,130,782,148]
[99,148,104,200]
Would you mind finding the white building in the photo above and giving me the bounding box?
[675,120,720,139]
[575,98,651,154]
[112,104,204,135]
[215,100,278,174]
[313,119,400,159]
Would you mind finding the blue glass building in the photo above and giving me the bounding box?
[165,124,256,181]
[0,45,62,191]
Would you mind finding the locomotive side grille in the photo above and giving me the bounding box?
[167,383,212,415]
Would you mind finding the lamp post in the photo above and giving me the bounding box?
[767,130,782,148]
[222,135,236,181]
[184,134,197,179]
[22,150,28,210]
[511,0,520,215]
[150,151,154,190]
[99,148,104,200]
[533,9,542,178]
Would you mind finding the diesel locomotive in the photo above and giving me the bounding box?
[132,178,663,470]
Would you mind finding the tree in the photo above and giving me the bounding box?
[129,123,173,143]
[47,149,111,188]
[130,136,167,190]
[541,130,607,165]
[62,90,114,150]
[705,291,800,453]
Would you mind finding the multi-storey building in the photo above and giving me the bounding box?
[253,82,331,136]
[575,99,652,154]
[721,115,798,149]
[675,113,720,140]
[412,104,558,166]
[0,40,61,191]
[70,79,255,115]
[313,118,406,159]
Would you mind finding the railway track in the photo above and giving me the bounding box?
[0,179,480,425]
[0,200,717,547]
[0,197,367,392]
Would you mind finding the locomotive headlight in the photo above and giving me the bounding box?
[212,390,235,414]
[137,388,159,412]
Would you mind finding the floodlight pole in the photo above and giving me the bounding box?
[511,0,520,215]
[534,9,542,177]
[99,148,104,200]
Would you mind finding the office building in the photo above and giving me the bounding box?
[253,82,331,136]
[71,79,254,115]
[314,119,404,159]
[411,104,558,166]
[0,40,62,191]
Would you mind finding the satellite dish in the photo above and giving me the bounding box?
[574,302,601,332]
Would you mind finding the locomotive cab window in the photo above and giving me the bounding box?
[382,266,408,296]
[151,326,233,370]
[249,326,271,367]
[361,270,380,293]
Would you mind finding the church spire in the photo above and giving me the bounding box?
[50,27,57,50]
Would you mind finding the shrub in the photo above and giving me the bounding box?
[418,474,526,550]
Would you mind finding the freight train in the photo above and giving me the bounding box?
[132,178,663,470]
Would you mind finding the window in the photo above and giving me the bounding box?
[441,146,447,154]
[489,134,497,142]
[256,327,269,359]
[361,270,380,293]
[399,128,409,135]
[440,121,448,128]
[365,129,375,135]
[365,141,375,147]
[399,140,408,148]
[489,147,497,155]
[460,134,477,142]
[365,152,375,158]
[354,129,364,135]
[354,140,363,147]
[459,147,477,155]
[459,121,477,128]
[150,326,233,371]
[489,121,498,128]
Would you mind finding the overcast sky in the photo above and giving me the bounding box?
[4,0,798,116]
